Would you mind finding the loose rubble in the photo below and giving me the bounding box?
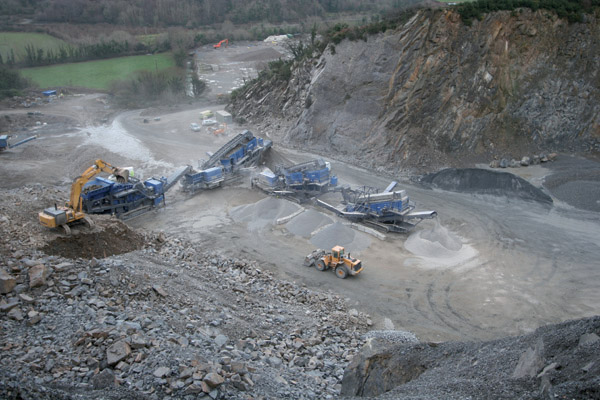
[489,152,558,168]
[1,224,373,399]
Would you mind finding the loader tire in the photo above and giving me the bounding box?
[316,260,327,271]
[335,266,348,279]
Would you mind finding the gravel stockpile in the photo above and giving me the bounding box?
[404,220,478,269]
[405,219,462,258]
[420,168,554,204]
[230,197,300,231]
[310,222,371,253]
[285,209,332,238]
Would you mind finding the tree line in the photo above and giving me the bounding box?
[16,40,132,67]
[1,0,415,27]
[0,28,194,68]
[0,67,28,98]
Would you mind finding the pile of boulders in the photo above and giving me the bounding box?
[0,226,372,399]
[489,152,558,168]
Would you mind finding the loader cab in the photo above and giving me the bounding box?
[332,245,345,262]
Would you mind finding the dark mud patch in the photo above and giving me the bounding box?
[419,168,553,204]
[41,220,145,259]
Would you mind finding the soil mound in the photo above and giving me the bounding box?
[41,219,145,259]
[420,168,553,204]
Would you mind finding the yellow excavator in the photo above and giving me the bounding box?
[39,159,129,235]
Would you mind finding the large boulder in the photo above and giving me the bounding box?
[28,264,48,288]
[106,341,131,366]
[0,269,16,294]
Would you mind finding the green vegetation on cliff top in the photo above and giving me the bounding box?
[456,0,600,25]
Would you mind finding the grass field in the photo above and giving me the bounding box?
[0,32,69,63]
[20,53,175,90]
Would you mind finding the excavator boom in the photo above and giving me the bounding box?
[213,39,229,49]
[39,159,128,233]
[68,159,128,213]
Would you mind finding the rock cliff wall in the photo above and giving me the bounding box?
[228,8,600,173]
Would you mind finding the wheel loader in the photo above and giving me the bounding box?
[303,245,363,279]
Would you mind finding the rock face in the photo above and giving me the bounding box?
[229,9,600,173]
[341,316,600,399]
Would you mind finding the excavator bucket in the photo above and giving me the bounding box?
[112,168,129,183]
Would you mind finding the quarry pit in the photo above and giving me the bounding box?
[1,41,599,346]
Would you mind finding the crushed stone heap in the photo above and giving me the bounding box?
[1,230,372,400]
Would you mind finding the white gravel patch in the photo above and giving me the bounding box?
[230,197,301,231]
[404,219,478,269]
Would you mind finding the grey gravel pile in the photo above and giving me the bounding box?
[310,222,371,253]
[285,209,332,238]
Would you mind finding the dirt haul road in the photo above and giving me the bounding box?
[1,41,599,344]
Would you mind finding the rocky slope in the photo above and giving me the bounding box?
[342,316,600,399]
[0,187,373,399]
[228,8,600,174]
[2,184,600,398]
